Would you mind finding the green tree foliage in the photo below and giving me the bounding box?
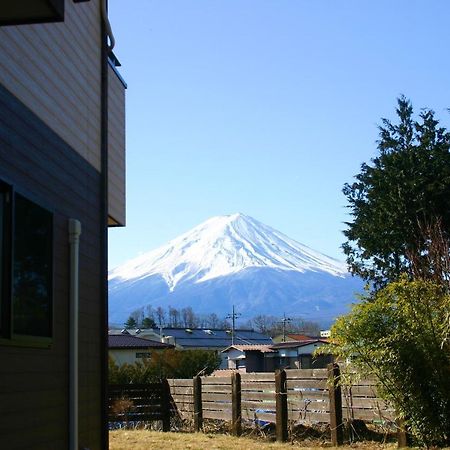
[109,349,221,384]
[141,317,156,329]
[343,97,450,287]
[330,277,450,447]
[124,316,137,329]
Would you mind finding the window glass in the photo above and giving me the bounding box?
[13,194,53,337]
[0,190,3,331]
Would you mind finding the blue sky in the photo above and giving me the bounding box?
[108,0,450,269]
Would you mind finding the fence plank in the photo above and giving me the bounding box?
[202,377,232,385]
[242,391,275,401]
[287,379,327,389]
[287,410,330,424]
[202,392,232,402]
[241,382,276,391]
[285,369,328,379]
[240,373,275,382]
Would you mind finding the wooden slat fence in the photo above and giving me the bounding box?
[241,372,276,424]
[286,368,330,425]
[341,376,394,423]
[167,378,194,420]
[202,376,232,421]
[109,382,169,427]
[112,364,401,446]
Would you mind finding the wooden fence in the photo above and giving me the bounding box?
[109,364,402,446]
[109,382,170,430]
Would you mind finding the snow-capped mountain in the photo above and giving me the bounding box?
[109,213,363,325]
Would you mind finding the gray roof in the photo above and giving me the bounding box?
[108,334,172,349]
[157,328,272,349]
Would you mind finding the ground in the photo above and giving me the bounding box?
[109,430,399,450]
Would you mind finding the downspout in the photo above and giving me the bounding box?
[100,1,110,448]
[69,219,82,450]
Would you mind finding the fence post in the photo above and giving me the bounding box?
[397,417,410,448]
[275,369,288,442]
[328,363,344,446]
[231,372,242,436]
[193,375,203,432]
[161,379,171,432]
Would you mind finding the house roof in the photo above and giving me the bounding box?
[286,334,319,341]
[222,344,276,353]
[110,327,273,349]
[270,339,328,350]
[108,334,173,350]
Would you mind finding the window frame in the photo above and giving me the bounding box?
[0,181,54,349]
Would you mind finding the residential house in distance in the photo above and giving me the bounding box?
[109,334,172,366]
[222,344,277,372]
[222,339,332,372]
[271,339,332,369]
[110,327,273,369]
[0,2,125,449]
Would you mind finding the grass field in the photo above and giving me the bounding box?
[109,430,399,450]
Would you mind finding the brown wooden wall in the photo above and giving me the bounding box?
[0,0,102,171]
[0,82,103,449]
[108,64,126,226]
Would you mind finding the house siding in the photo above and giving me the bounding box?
[0,0,102,171]
[108,64,126,226]
[0,83,103,449]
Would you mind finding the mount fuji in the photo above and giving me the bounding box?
[108,213,363,325]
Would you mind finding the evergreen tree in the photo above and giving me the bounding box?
[124,316,137,329]
[343,97,450,287]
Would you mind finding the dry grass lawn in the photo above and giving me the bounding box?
[109,430,398,450]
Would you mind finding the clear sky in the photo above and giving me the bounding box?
[108,0,450,270]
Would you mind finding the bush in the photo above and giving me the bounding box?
[109,348,221,384]
[330,277,450,447]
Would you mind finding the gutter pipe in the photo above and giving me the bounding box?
[69,219,82,450]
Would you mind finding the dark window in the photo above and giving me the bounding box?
[13,194,53,337]
[136,352,151,359]
[0,183,53,341]
[0,182,12,338]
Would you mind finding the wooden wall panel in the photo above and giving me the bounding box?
[108,64,126,226]
[0,0,102,171]
[0,82,103,449]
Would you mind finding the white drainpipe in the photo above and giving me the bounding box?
[69,219,82,450]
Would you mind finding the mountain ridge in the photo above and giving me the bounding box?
[108,213,362,325]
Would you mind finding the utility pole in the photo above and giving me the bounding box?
[226,305,241,345]
[278,314,292,343]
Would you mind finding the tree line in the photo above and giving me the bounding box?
[124,305,320,337]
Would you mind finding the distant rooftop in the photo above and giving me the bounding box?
[271,339,328,349]
[108,334,173,349]
[222,344,276,353]
[109,327,273,349]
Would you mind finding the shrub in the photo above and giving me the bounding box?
[330,277,450,447]
[109,349,221,384]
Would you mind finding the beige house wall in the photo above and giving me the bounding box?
[108,63,126,225]
[0,0,102,171]
[110,348,153,366]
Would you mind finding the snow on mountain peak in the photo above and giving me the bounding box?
[108,213,348,291]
